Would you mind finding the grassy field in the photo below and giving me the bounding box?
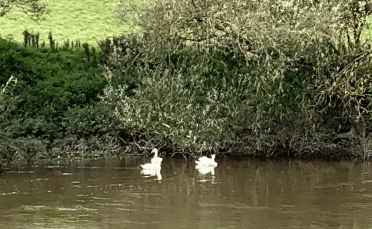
[1,0,372,47]
[0,0,132,47]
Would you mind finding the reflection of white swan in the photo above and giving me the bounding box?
[140,168,162,180]
[195,164,215,176]
[195,154,217,167]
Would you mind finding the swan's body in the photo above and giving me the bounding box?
[195,154,217,167]
[196,164,216,176]
[140,162,161,170]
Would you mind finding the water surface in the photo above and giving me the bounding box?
[1,157,372,228]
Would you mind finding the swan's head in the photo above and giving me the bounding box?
[151,148,159,157]
[211,154,216,160]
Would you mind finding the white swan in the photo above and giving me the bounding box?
[195,154,217,167]
[140,148,162,170]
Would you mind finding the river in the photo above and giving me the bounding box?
[1,156,372,228]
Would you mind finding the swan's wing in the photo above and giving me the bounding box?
[196,156,209,163]
[151,157,163,164]
[140,163,161,170]
[196,156,217,167]
[195,160,218,167]
[140,163,151,169]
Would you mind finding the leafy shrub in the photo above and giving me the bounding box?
[0,38,107,140]
[100,0,372,157]
[62,104,120,139]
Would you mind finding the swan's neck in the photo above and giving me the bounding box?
[152,149,158,158]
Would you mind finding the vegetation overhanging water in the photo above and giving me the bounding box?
[1,0,372,170]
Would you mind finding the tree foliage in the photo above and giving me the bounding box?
[98,0,372,158]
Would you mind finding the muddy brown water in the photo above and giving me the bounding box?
[1,157,372,229]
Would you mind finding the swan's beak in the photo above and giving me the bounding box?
[151,148,158,154]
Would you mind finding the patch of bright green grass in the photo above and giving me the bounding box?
[361,16,372,42]
[0,0,135,47]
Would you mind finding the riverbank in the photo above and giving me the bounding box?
[2,1,372,171]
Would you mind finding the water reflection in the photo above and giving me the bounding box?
[1,158,372,228]
[140,168,162,180]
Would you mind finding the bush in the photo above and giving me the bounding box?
[62,104,120,139]
[0,38,107,140]
[99,0,372,158]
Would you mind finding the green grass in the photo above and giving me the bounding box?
[0,0,131,47]
[362,16,372,42]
